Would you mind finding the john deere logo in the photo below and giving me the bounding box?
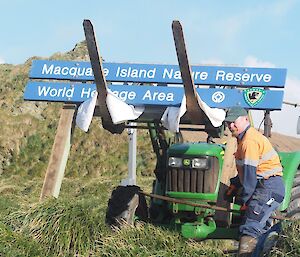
[243,88,266,107]
[183,159,191,166]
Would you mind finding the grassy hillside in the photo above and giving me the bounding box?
[0,42,300,256]
[0,41,156,179]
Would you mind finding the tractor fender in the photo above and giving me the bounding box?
[278,151,300,211]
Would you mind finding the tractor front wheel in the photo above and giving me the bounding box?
[105,185,148,227]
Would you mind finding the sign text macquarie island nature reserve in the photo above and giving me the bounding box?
[24,60,287,110]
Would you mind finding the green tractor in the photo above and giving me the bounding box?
[105,121,300,241]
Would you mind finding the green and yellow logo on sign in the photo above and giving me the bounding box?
[243,88,266,107]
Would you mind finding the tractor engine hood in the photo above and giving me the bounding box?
[168,142,225,157]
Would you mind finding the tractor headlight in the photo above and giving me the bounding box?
[168,157,182,167]
[192,158,208,169]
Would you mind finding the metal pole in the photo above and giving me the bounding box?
[121,122,137,185]
[283,101,300,107]
[263,110,272,138]
[141,191,291,221]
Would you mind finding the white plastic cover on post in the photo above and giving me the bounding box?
[106,90,144,124]
[161,96,186,132]
[76,92,98,132]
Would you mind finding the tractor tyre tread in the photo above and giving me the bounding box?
[286,168,300,218]
[105,185,148,227]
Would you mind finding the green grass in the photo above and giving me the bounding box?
[270,221,300,256]
[12,198,105,256]
[2,173,300,256]
[0,221,44,257]
[96,223,227,257]
[0,175,231,257]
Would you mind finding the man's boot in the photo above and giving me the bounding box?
[238,235,258,257]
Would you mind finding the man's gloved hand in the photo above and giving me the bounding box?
[224,184,237,202]
[240,203,248,212]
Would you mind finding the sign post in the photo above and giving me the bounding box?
[40,104,76,200]
[121,123,137,186]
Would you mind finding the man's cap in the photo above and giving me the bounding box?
[225,106,248,122]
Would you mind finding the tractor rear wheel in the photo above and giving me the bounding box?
[286,168,300,219]
[105,185,148,227]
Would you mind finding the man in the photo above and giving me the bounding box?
[224,106,285,257]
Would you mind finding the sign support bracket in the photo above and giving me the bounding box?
[83,19,124,134]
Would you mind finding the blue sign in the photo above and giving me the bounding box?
[24,81,284,110]
[29,60,287,88]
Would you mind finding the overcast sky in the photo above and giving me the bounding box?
[0,0,299,138]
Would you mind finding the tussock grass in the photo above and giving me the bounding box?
[2,175,300,256]
[8,197,106,257]
[0,221,44,257]
[0,176,230,256]
[271,220,300,256]
[0,196,20,219]
[97,222,228,257]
